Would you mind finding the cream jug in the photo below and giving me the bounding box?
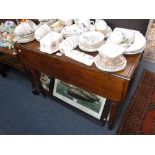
[94,19,107,31]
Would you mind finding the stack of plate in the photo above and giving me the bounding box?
[78,31,105,52]
[61,24,82,38]
[123,31,146,55]
[107,28,146,55]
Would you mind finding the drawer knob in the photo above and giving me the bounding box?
[18,49,22,53]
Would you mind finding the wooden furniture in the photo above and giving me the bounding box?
[0,19,40,94]
[0,19,23,76]
[0,47,24,75]
[0,19,39,75]
[0,46,40,94]
[15,19,149,129]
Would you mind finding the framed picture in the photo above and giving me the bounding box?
[53,79,106,120]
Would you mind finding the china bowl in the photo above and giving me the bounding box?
[79,31,105,47]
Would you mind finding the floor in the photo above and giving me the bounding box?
[0,59,155,135]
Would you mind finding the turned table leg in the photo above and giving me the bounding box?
[16,52,39,95]
[30,70,47,97]
[26,70,40,95]
[0,64,7,77]
[108,101,119,130]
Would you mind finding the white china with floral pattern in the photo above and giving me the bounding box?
[40,31,63,54]
[95,54,127,72]
[78,31,105,52]
[59,36,79,55]
[14,20,37,37]
[34,24,52,41]
[98,43,125,58]
[107,28,146,54]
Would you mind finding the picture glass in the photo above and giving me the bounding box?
[53,79,106,119]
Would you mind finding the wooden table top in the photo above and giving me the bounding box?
[16,40,142,81]
[0,47,17,56]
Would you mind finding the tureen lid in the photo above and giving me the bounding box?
[98,43,125,58]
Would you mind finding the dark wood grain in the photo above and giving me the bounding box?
[15,40,142,102]
[0,54,23,71]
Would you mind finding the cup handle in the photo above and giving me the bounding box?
[90,21,94,25]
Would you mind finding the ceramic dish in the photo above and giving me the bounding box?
[107,28,146,54]
[14,20,37,37]
[94,54,127,72]
[61,24,82,36]
[59,36,79,54]
[98,43,125,58]
[34,24,51,41]
[123,45,146,55]
[17,36,35,43]
[16,32,34,39]
[79,31,104,46]
[96,26,112,38]
[107,28,136,48]
[124,32,146,54]
[79,42,99,52]
[82,24,95,32]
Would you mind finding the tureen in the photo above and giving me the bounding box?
[98,43,125,58]
[40,31,63,54]
[14,20,37,37]
[34,24,52,41]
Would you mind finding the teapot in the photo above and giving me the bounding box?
[94,19,107,31]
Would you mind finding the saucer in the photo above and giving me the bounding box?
[95,54,127,72]
[123,45,146,55]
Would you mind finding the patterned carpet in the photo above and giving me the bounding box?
[117,70,155,135]
[142,22,155,63]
